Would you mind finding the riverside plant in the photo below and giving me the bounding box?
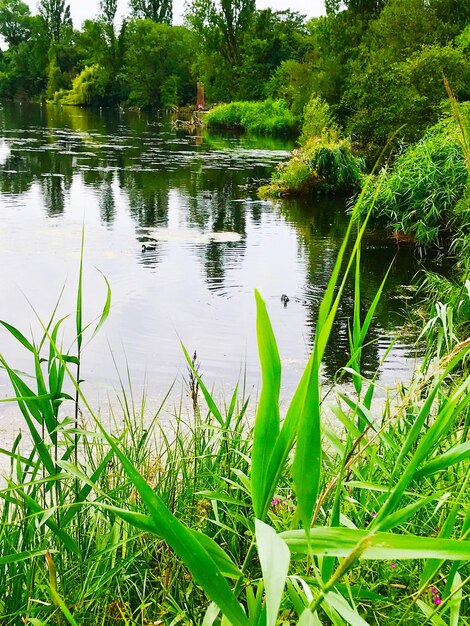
[0,196,469,625]
[204,99,299,136]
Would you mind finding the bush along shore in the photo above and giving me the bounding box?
[0,199,469,625]
[204,99,300,136]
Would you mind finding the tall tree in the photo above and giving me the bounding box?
[39,0,72,43]
[100,0,118,24]
[129,0,172,24]
[0,0,31,46]
[325,0,387,16]
[186,0,255,65]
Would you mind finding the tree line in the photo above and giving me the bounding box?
[0,0,469,147]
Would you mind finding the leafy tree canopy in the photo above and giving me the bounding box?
[128,0,172,24]
[0,0,31,46]
[39,0,72,43]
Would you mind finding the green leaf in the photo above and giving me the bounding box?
[281,527,470,561]
[298,609,322,626]
[415,441,470,478]
[0,320,34,352]
[91,271,112,340]
[325,591,370,626]
[255,519,290,626]
[416,600,447,625]
[449,571,462,626]
[0,549,50,566]
[252,291,281,518]
[49,587,78,626]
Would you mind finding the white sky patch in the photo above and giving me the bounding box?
[25,0,326,27]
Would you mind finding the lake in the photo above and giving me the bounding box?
[0,102,421,444]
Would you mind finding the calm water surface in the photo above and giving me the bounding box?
[0,102,421,443]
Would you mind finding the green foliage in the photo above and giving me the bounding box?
[129,0,172,24]
[205,99,299,135]
[299,95,337,145]
[39,0,72,43]
[0,15,49,99]
[120,19,196,108]
[362,108,470,249]
[265,58,314,117]
[0,0,31,46]
[186,0,256,66]
[46,48,62,99]
[56,64,109,105]
[1,210,469,624]
[260,133,365,196]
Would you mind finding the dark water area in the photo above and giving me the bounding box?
[0,102,422,433]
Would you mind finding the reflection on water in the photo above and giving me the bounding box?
[0,102,421,427]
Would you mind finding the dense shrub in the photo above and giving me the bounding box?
[299,95,338,145]
[259,133,365,196]
[362,106,470,250]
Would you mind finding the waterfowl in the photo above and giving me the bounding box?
[281,294,289,307]
[142,243,157,252]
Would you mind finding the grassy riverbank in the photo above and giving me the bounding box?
[0,204,469,625]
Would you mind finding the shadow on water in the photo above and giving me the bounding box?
[0,101,424,403]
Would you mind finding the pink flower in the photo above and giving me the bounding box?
[371,511,377,518]
[271,498,280,506]
[434,596,442,605]
[390,562,396,569]
[430,586,438,595]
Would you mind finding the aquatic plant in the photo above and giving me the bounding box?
[205,99,299,136]
[259,134,365,196]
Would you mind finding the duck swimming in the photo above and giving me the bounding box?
[142,243,157,252]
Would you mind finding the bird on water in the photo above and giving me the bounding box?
[142,243,157,252]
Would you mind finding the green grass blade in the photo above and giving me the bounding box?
[252,291,281,518]
[292,200,373,531]
[255,519,290,626]
[0,549,51,566]
[298,609,323,626]
[49,587,78,626]
[90,431,250,626]
[14,487,79,553]
[414,441,470,478]
[0,320,34,352]
[325,591,370,626]
[90,271,112,341]
[281,527,470,560]
[76,226,84,351]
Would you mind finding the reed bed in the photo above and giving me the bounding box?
[205,100,299,136]
[0,202,469,625]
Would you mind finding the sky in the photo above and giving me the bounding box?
[25,0,326,27]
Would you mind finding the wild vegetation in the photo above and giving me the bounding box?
[0,1,469,624]
[0,198,469,625]
[205,100,299,136]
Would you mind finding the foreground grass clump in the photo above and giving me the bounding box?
[362,103,470,252]
[204,99,299,135]
[0,212,469,625]
[259,133,365,197]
